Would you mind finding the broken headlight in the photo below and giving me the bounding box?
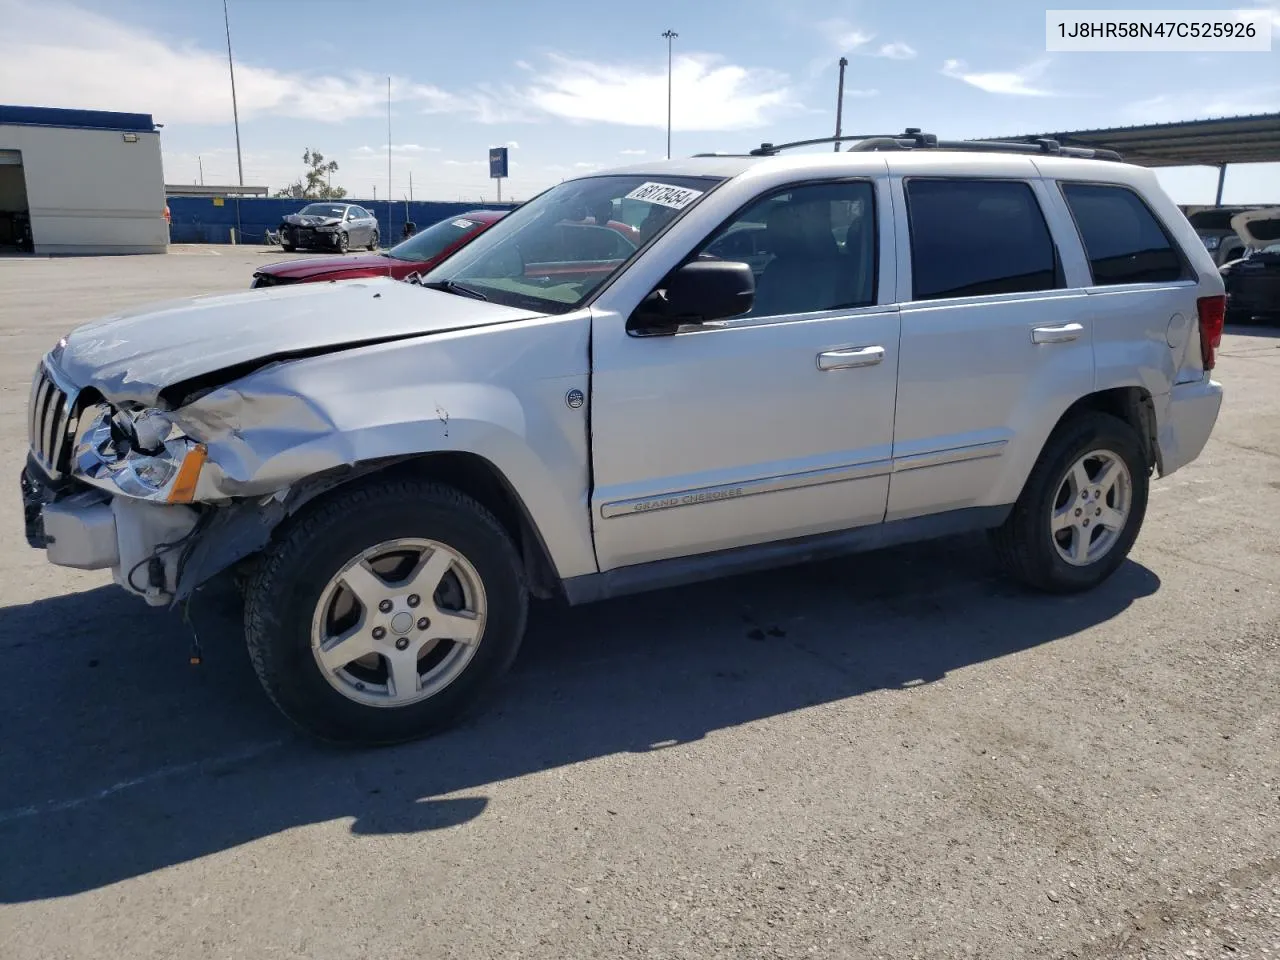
[73,406,208,503]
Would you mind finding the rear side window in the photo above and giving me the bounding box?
[905,179,1058,301]
[1061,183,1186,285]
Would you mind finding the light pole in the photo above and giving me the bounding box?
[662,30,678,159]
[222,0,244,187]
[834,57,848,151]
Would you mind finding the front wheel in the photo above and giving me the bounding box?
[336,230,350,253]
[244,479,528,744]
[280,228,296,252]
[990,411,1149,593]
[368,230,379,251]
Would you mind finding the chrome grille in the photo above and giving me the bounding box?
[27,363,77,478]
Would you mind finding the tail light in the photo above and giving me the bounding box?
[1196,294,1225,371]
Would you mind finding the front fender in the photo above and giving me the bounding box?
[177,314,597,579]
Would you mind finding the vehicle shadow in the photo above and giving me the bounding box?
[0,533,1160,903]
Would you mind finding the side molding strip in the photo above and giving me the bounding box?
[600,458,893,519]
[891,439,1008,473]
[599,440,1009,520]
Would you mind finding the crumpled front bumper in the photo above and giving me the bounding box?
[21,456,200,605]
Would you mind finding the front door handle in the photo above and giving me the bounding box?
[817,345,885,371]
[1031,323,1084,344]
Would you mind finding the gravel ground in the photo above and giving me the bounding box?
[0,247,1276,960]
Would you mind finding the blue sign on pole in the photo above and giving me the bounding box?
[488,146,509,179]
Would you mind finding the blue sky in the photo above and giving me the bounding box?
[1,0,1276,203]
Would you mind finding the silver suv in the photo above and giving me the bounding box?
[22,132,1226,743]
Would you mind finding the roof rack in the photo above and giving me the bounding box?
[748,128,1123,162]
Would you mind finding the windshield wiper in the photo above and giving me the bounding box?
[419,279,489,301]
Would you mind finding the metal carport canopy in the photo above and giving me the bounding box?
[989,113,1280,168]
[990,112,1280,203]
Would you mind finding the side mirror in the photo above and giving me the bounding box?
[627,260,756,336]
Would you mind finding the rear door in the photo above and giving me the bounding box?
[886,167,1095,521]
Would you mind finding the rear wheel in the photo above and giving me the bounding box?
[244,479,528,744]
[991,411,1149,593]
[368,230,379,251]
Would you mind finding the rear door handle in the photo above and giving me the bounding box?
[1031,323,1084,344]
[817,346,885,371]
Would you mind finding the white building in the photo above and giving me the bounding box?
[0,105,167,255]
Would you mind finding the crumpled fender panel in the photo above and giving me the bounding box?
[177,312,598,581]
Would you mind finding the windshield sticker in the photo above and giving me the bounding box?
[451,219,476,228]
[624,182,704,210]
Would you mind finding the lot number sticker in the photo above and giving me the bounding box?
[624,182,704,210]
[451,219,476,228]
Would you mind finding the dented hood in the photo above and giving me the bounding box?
[55,277,539,405]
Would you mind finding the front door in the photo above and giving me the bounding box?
[589,178,902,571]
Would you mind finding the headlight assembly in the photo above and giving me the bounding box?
[73,406,208,503]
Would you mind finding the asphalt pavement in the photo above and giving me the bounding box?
[0,247,1276,959]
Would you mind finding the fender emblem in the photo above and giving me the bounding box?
[565,388,585,409]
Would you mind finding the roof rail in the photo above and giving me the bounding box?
[749,128,1123,162]
[749,133,903,156]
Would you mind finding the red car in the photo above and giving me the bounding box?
[250,210,506,288]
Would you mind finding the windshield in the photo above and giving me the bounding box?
[421,174,721,312]
[300,204,346,218]
[387,215,490,262]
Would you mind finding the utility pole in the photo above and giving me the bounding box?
[198,155,204,185]
[387,76,392,241]
[409,170,414,203]
[834,57,848,151]
[662,30,678,159]
[222,0,244,186]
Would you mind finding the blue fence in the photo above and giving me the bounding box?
[166,197,518,245]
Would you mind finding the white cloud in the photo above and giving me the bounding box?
[353,144,432,156]
[844,88,880,99]
[619,148,647,155]
[0,2,796,133]
[875,42,916,60]
[515,59,533,71]
[820,19,874,51]
[573,161,600,169]
[941,58,1054,96]
[524,52,795,131]
[818,20,914,59]
[442,159,485,166]
[504,140,520,149]
[0,0,468,124]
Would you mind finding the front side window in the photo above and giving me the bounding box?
[906,179,1058,301]
[697,180,877,319]
[422,174,720,312]
[1061,183,1186,285]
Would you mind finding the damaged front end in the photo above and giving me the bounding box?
[22,355,350,608]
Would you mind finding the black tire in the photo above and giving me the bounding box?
[281,230,296,253]
[244,479,528,744]
[990,411,1149,593]
[336,230,350,253]
[368,230,379,251]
